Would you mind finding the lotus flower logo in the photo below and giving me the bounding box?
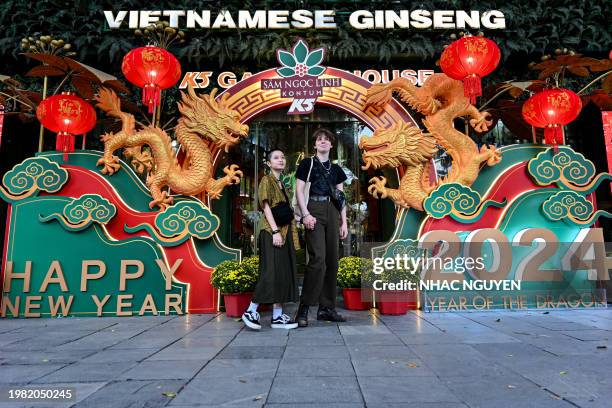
[276,40,326,78]
[262,39,339,115]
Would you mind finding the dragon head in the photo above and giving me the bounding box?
[359,122,437,170]
[178,86,249,152]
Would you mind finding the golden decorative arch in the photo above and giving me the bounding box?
[219,68,415,130]
[206,66,419,204]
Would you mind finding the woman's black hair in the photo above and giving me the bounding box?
[266,148,284,161]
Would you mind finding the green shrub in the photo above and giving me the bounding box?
[379,267,420,285]
[211,257,259,294]
[337,256,374,288]
[241,255,259,276]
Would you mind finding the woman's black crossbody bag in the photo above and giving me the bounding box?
[271,181,294,226]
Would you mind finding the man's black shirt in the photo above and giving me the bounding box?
[295,157,348,197]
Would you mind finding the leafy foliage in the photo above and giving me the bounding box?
[23,52,129,99]
[210,257,259,294]
[1,1,610,75]
[337,256,374,288]
[377,266,421,285]
[531,54,612,80]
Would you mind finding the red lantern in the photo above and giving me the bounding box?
[122,46,181,114]
[440,35,501,104]
[521,88,582,146]
[36,92,96,161]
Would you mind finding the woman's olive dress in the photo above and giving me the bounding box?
[252,174,299,304]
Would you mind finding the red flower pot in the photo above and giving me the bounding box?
[376,290,419,315]
[223,292,252,317]
[342,288,373,310]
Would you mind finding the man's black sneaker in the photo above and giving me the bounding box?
[296,304,309,327]
[317,307,346,322]
[241,310,261,330]
[271,313,298,329]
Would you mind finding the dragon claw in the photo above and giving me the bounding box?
[223,165,243,184]
[208,191,222,200]
[205,164,242,199]
[490,153,502,166]
[224,164,239,174]
[231,172,243,184]
[96,156,121,175]
[478,145,502,166]
[148,191,174,210]
[368,176,388,199]
[470,112,493,133]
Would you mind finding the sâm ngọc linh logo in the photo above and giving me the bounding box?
[261,39,341,114]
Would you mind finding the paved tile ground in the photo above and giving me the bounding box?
[0,308,610,407]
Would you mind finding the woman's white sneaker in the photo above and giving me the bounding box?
[242,310,261,330]
[271,313,298,329]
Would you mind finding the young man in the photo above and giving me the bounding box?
[295,128,348,327]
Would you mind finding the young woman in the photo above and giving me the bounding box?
[242,149,299,330]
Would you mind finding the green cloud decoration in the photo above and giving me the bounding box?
[39,194,116,232]
[1,157,68,202]
[423,183,506,222]
[424,184,480,217]
[63,194,116,224]
[125,201,220,247]
[276,40,326,78]
[542,191,594,223]
[382,239,423,259]
[528,147,596,187]
[156,201,219,239]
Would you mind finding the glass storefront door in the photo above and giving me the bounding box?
[213,106,398,269]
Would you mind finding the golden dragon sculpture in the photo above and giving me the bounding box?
[360,73,501,211]
[94,87,249,210]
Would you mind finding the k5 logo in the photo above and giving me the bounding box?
[179,72,213,89]
[288,98,316,115]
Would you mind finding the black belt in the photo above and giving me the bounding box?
[309,195,331,202]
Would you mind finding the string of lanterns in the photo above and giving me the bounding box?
[439,33,586,149]
[35,45,181,160]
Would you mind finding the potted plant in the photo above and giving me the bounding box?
[375,267,420,315]
[337,257,374,310]
[211,256,259,317]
